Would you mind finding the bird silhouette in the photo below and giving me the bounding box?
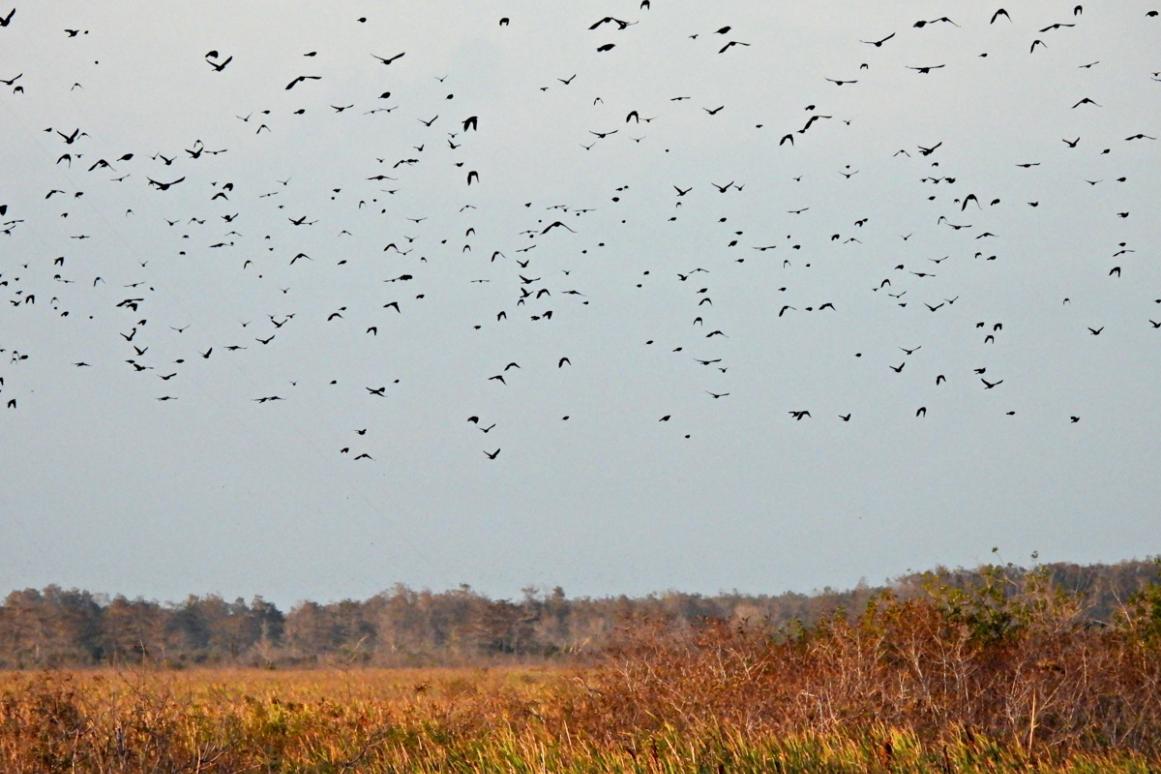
[861,32,895,47]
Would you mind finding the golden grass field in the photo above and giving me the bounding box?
[2,575,1160,771]
[0,661,1154,772]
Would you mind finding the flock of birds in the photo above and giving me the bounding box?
[2,3,1160,467]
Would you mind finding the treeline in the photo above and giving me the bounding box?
[0,559,1156,668]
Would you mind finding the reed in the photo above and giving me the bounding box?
[0,568,1157,771]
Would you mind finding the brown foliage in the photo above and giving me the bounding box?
[572,568,1161,759]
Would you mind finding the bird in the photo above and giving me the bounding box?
[206,54,233,72]
[861,32,896,47]
[372,52,406,65]
[913,16,958,28]
[718,40,750,54]
[589,16,634,30]
[285,74,321,90]
[484,448,501,459]
[147,177,185,191]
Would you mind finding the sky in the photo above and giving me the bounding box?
[1,2,1159,607]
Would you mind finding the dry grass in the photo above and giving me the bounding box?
[1,573,1159,771]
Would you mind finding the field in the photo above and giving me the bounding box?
[2,574,1160,772]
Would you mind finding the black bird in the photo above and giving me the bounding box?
[914,16,958,28]
[206,54,233,72]
[718,40,750,54]
[56,127,84,144]
[861,32,895,47]
[589,16,634,30]
[484,448,501,459]
[285,75,321,90]
[372,52,406,65]
[147,176,186,191]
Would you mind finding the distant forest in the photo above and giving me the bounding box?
[1,560,1157,669]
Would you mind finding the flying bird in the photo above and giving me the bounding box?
[861,32,896,46]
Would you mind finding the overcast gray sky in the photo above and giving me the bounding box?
[1,1,1159,607]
